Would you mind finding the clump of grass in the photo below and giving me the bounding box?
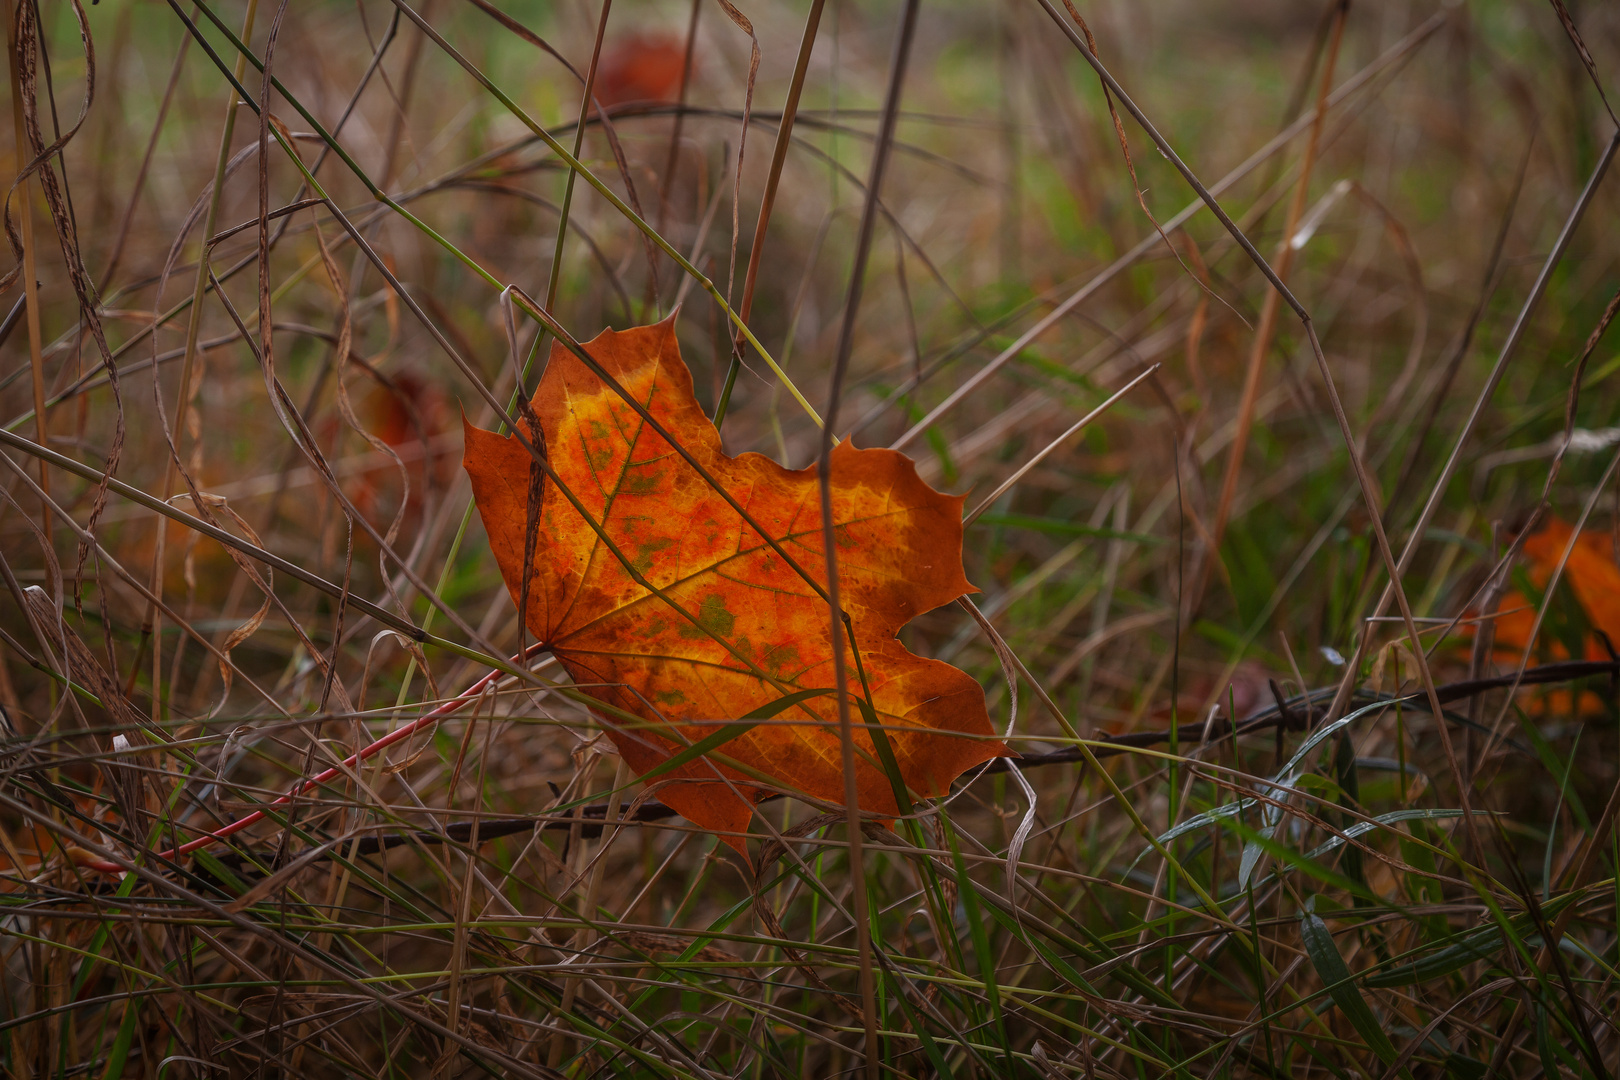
[1,0,1619,1077]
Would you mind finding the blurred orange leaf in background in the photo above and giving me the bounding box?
[463,320,1008,848]
[1487,516,1620,661]
[1480,516,1620,717]
[595,35,688,108]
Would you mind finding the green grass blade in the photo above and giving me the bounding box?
[1298,906,1406,1075]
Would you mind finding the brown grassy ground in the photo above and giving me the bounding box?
[2,0,1620,1076]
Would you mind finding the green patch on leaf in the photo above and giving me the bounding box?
[679,594,737,640]
[633,536,675,573]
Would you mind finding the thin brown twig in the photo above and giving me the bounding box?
[1200,0,1348,612]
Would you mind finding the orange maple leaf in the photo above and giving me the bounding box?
[1473,516,1620,717]
[1487,516,1620,661]
[463,318,1009,848]
[595,35,688,108]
